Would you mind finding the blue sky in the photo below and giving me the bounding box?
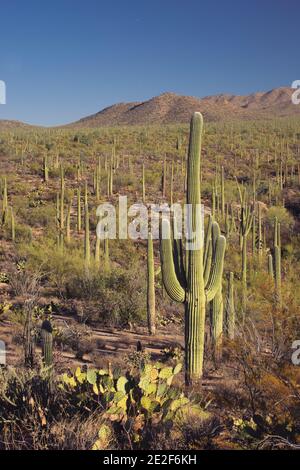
[0,0,298,126]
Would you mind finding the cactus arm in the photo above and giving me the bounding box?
[235,176,243,204]
[268,253,274,278]
[203,238,212,286]
[203,215,212,265]
[205,235,226,303]
[160,219,185,303]
[173,236,187,289]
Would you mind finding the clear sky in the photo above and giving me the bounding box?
[0,0,298,126]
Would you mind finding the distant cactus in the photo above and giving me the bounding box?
[225,272,235,340]
[43,154,49,182]
[162,154,167,198]
[1,177,8,224]
[257,203,263,262]
[239,196,253,314]
[24,303,34,367]
[60,165,65,230]
[66,201,72,243]
[221,166,225,217]
[142,163,146,203]
[84,203,90,267]
[268,253,274,278]
[274,218,281,306]
[170,161,174,206]
[41,319,53,367]
[147,233,156,335]
[10,207,15,242]
[104,226,110,271]
[77,187,81,232]
[95,233,101,264]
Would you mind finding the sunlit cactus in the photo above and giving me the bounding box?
[160,112,226,384]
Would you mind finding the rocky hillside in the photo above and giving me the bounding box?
[67,87,300,127]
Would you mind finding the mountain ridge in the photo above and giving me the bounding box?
[1,86,299,129]
[64,86,300,127]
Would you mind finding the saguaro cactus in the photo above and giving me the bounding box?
[162,154,167,198]
[104,229,110,272]
[239,200,253,313]
[66,201,72,243]
[24,302,34,367]
[209,222,224,361]
[221,166,225,217]
[10,207,15,242]
[160,112,226,384]
[1,177,8,224]
[170,161,174,206]
[43,154,49,182]
[77,187,81,232]
[142,163,146,203]
[268,253,274,278]
[257,203,263,262]
[273,218,282,306]
[84,203,91,267]
[225,272,235,340]
[41,319,53,367]
[147,233,156,335]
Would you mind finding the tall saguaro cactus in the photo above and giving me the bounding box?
[160,113,226,384]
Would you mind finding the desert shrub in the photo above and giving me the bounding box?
[66,266,146,327]
[266,206,294,231]
[27,205,55,228]
[54,323,96,360]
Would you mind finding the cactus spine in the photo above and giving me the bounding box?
[160,113,226,383]
[147,232,156,335]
